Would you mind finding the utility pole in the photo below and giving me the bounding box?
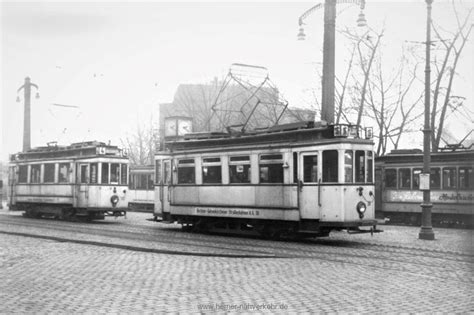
[17,77,39,152]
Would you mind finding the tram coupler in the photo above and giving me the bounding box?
[347,226,383,236]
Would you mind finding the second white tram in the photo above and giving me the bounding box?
[154,122,380,237]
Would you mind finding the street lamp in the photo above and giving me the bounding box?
[419,0,435,240]
[298,0,366,124]
[16,77,39,152]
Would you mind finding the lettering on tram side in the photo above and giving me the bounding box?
[438,193,474,202]
[195,207,261,217]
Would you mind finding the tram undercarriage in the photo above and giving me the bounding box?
[13,203,127,221]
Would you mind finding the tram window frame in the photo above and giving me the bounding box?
[101,163,109,184]
[344,150,353,183]
[355,151,365,183]
[442,167,457,189]
[58,163,70,183]
[459,167,473,189]
[110,163,120,184]
[30,164,41,183]
[44,163,55,183]
[177,159,195,184]
[18,165,28,183]
[430,167,441,189]
[367,151,373,183]
[121,164,128,185]
[412,168,422,190]
[398,168,411,189]
[202,157,222,184]
[385,168,397,188]
[90,163,98,184]
[259,154,284,184]
[303,155,318,183]
[322,150,338,183]
[229,156,251,184]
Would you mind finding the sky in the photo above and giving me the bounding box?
[1,0,473,161]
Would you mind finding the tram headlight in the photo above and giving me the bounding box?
[356,201,367,219]
[110,195,119,208]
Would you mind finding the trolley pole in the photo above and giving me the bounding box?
[17,77,39,152]
[419,0,435,240]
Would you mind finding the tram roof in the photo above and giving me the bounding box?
[10,141,127,162]
[162,121,373,153]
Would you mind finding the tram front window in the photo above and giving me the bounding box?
[322,150,338,182]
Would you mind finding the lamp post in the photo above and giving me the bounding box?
[298,0,366,124]
[419,0,435,240]
[17,77,39,152]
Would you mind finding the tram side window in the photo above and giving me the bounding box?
[398,168,411,189]
[322,150,338,182]
[18,165,28,183]
[202,157,222,184]
[355,151,365,183]
[155,160,162,184]
[443,168,457,189]
[367,151,373,183]
[303,155,318,183]
[229,156,251,184]
[177,159,195,184]
[344,151,353,183]
[121,164,128,185]
[110,163,120,184]
[430,168,441,189]
[58,163,70,183]
[385,169,397,188]
[259,154,284,183]
[459,167,473,189]
[90,163,98,184]
[413,168,422,189]
[30,165,41,183]
[101,163,109,184]
[44,163,55,183]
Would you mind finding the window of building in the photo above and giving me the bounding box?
[259,154,283,183]
[430,168,441,189]
[398,168,411,189]
[443,168,457,189]
[459,167,473,189]
[229,156,251,184]
[355,151,365,182]
[101,163,109,184]
[202,157,222,184]
[18,165,28,183]
[121,164,128,185]
[90,163,98,184]
[30,165,41,183]
[110,163,120,184]
[367,151,373,183]
[58,163,70,183]
[322,150,338,182]
[177,159,195,184]
[385,169,397,188]
[412,168,422,189]
[344,151,353,183]
[303,155,318,183]
[44,164,55,183]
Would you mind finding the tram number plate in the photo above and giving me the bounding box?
[195,207,260,217]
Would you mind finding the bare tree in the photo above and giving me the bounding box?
[430,3,473,151]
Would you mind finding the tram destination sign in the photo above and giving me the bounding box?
[194,207,261,217]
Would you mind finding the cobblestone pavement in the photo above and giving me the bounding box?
[0,210,473,313]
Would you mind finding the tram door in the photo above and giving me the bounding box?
[299,153,321,219]
[76,163,89,207]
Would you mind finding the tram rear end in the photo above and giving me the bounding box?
[153,122,381,238]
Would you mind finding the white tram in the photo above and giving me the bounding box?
[154,122,380,237]
[8,141,129,220]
